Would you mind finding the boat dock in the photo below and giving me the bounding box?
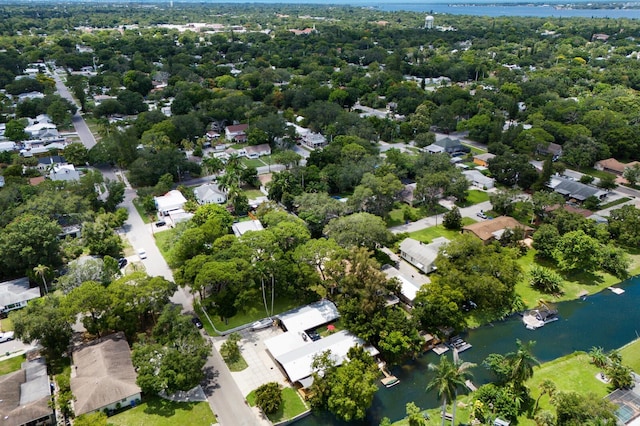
[449,336,472,353]
[378,362,400,388]
[432,343,450,355]
[609,286,625,295]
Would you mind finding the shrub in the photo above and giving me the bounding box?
[220,332,241,363]
[255,382,282,414]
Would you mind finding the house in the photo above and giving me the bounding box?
[301,132,327,149]
[154,190,187,216]
[424,137,470,156]
[607,374,640,425]
[0,357,55,426]
[382,264,428,306]
[24,116,57,139]
[0,141,17,152]
[595,158,640,176]
[548,176,608,201]
[463,170,494,189]
[70,333,141,416]
[462,216,533,243]
[50,164,80,182]
[276,300,340,332]
[36,155,66,172]
[0,277,41,316]
[473,153,496,167]
[264,329,379,387]
[225,124,249,142]
[400,182,417,205]
[244,143,271,159]
[194,183,227,205]
[232,219,264,237]
[399,237,449,274]
[536,142,563,160]
[16,91,44,102]
[167,209,194,224]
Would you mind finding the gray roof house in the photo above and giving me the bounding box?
[548,176,608,201]
[399,237,450,274]
[194,183,226,205]
[463,170,494,189]
[0,357,54,426]
[70,333,141,416]
[424,138,470,155]
[0,278,41,315]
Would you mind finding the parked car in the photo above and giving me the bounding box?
[138,248,147,259]
[476,211,488,219]
[191,317,203,329]
[0,331,15,344]
[306,330,321,341]
[155,220,166,227]
[249,318,273,331]
[118,257,128,269]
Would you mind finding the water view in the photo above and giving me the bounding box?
[299,275,640,425]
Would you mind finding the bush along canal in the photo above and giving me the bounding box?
[298,275,640,425]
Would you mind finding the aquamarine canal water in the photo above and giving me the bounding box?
[298,275,640,425]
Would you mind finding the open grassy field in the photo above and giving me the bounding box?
[386,205,429,227]
[246,386,308,423]
[108,396,216,426]
[515,249,640,308]
[153,228,178,261]
[243,188,265,199]
[456,189,490,207]
[620,338,640,373]
[241,158,266,168]
[0,354,25,375]
[0,316,13,332]
[407,218,476,243]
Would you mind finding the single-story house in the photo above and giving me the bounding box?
[244,143,271,159]
[400,182,417,205]
[36,155,66,172]
[424,137,470,156]
[276,300,340,332]
[16,91,44,102]
[225,124,249,142]
[70,332,141,416]
[301,132,327,149]
[595,158,640,176]
[0,277,41,315]
[154,190,187,216]
[548,176,608,201]
[399,237,449,274]
[264,330,379,387]
[50,164,80,182]
[382,264,428,306]
[473,153,496,167]
[463,169,494,189]
[607,374,640,426]
[0,357,55,426]
[232,219,264,237]
[536,142,563,160]
[0,141,17,152]
[167,209,194,224]
[462,216,533,243]
[194,183,226,205]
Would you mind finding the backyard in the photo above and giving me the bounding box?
[108,395,216,426]
[246,386,308,424]
[0,354,25,376]
[407,218,477,243]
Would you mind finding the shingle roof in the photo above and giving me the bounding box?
[71,333,140,416]
[0,358,53,426]
[462,216,533,242]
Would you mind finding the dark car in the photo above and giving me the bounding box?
[155,220,167,227]
[307,330,321,341]
[191,317,203,329]
[118,257,128,268]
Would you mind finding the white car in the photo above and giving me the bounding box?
[249,318,273,331]
[138,248,147,259]
[0,331,15,344]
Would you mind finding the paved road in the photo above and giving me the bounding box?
[52,71,97,150]
[389,199,493,234]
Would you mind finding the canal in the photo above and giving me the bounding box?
[298,275,640,425]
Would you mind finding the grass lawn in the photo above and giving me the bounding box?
[456,190,490,207]
[464,143,486,155]
[0,354,25,375]
[0,316,13,332]
[515,249,640,308]
[620,338,640,373]
[241,158,265,168]
[132,198,153,224]
[226,355,248,372]
[246,387,308,423]
[407,218,476,243]
[599,197,631,210]
[386,205,428,227]
[204,295,300,334]
[242,188,264,199]
[154,228,178,261]
[108,395,216,426]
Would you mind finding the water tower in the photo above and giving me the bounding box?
[425,15,434,30]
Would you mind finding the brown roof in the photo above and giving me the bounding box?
[596,158,627,173]
[28,176,45,186]
[226,123,248,133]
[0,358,53,426]
[462,216,533,241]
[71,333,140,416]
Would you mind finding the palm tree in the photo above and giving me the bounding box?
[33,264,50,295]
[506,339,540,390]
[427,355,476,426]
[589,346,608,368]
[533,379,556,413]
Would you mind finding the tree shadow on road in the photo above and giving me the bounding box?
[200,365,220,395]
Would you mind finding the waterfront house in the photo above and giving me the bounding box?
[399,237,449,274]
[462,216,533,244]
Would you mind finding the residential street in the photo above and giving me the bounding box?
[389,199,493,234]
[51,70,97,149]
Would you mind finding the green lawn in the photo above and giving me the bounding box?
[599,197,631,210]
[203,295,300,334]
[464,143,486,155]
[132,198,153,224]
[154,228,178,261]
[386,205,429,227]
[407,218,476,243]
[241,158,265,168]
[227,355,248,372]
[242,188,265,199]
[0,316,13,332]
[246,386,308,423]
[515,249,640,308]
[108,395,216,426]
[0,354,25,375]
[456,190,490,207]
[620,338,640,373]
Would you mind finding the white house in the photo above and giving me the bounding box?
[463,169,494,189]
[194,183,226,205]
[399,237,449,274]
[225,123,249,142]
[50,164,80,182]
[244,143,271,159]
[0,277,41,315]
[154,190,187,216]
[232,219,264,237]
